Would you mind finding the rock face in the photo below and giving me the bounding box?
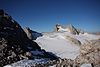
[67,24,80,35]
[24,27,42,40]
[0,9,40,66]
[0,10,58,66]
[24,27,33,40]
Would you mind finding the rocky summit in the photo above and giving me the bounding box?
[55,24,83,35]
[0,10,58,66]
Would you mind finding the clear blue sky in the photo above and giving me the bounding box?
[0,0,100,32]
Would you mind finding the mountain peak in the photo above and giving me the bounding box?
[55,24,80,35]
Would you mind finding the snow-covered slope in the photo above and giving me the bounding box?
[35,32,100,60]
[4,59,49,67]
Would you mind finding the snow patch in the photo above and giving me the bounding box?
[4,59,49,67]
[81,64,92,67]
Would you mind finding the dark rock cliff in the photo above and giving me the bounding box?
[0,10,58,66]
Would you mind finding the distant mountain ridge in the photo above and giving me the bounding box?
[55,24,84,35]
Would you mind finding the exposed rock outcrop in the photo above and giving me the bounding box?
[24,27,42,40]
[75,39,100,67]
[65,36,81,46]
[67,24,80,35]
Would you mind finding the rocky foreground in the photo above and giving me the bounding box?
[0,10,58,67]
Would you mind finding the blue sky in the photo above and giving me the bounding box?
[0,0,100,32]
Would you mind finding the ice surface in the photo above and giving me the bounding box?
[35,32,100,60]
